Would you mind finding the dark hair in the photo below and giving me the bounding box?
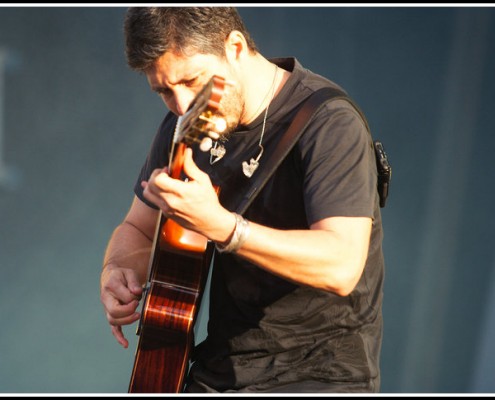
[124,7,258,71]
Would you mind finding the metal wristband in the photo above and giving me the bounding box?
[215,213,250,254]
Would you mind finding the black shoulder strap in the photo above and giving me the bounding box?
[233,86,365,215]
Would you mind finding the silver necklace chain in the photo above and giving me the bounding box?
[209,64,279,175]
[241,65,279,177]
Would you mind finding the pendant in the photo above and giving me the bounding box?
[242,158,259,178]
[210,143,226,164]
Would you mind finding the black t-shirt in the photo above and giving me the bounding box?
[134,58,385,393]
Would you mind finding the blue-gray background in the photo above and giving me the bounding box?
[0,6,494,394]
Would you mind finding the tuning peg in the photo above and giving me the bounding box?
[208,131,220,140]
[198,115,227,133]
[199,137,213,152]
[214,118,227,133]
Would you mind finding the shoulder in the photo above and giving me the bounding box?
[296,94,372,165]
[148,111,177,154]
[158,111,178,138]
[276,57,365,124]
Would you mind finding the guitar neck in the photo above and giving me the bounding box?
[129,75,227,393]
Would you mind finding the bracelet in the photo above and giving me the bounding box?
[215,213,250,254]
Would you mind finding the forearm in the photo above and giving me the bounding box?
[102,219,155,285]
[231,217,371,296]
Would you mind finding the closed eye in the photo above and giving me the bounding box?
[153,87,173,98]
[183,77,198,87]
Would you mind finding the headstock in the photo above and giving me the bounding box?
[173,75,229,150]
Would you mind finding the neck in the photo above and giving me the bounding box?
[241,58,282,125]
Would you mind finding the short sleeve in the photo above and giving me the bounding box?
[299,99,378,224]
[133,112,177,209]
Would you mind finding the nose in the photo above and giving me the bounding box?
[173,88,195,116]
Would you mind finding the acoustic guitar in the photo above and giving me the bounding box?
[128,75,228,393]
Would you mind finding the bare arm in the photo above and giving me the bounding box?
[232,216,371,296]
[100,196,159,348]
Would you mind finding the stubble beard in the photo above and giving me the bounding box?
[215,84,244,141]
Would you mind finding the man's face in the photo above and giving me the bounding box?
[145,51,243,134]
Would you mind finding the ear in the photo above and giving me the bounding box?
[224,30,248,63]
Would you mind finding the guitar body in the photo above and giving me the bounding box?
[128,215,214,393]
[128,76,227,393]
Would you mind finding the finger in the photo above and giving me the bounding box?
[153,172,174,191]
[182,148,208,183]
[103,297,140,327]
[108,311,141,328]
[106,276,141,305]
[145,173,186,215]
[144,169,172,196]
[106,298,141,321]
[122,269,144,297]
[101,275,141,318]
[150,167,169,179]
[111,325,129,348]
[142,178,170,211]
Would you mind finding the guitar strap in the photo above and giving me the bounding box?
[228,86,373,216]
